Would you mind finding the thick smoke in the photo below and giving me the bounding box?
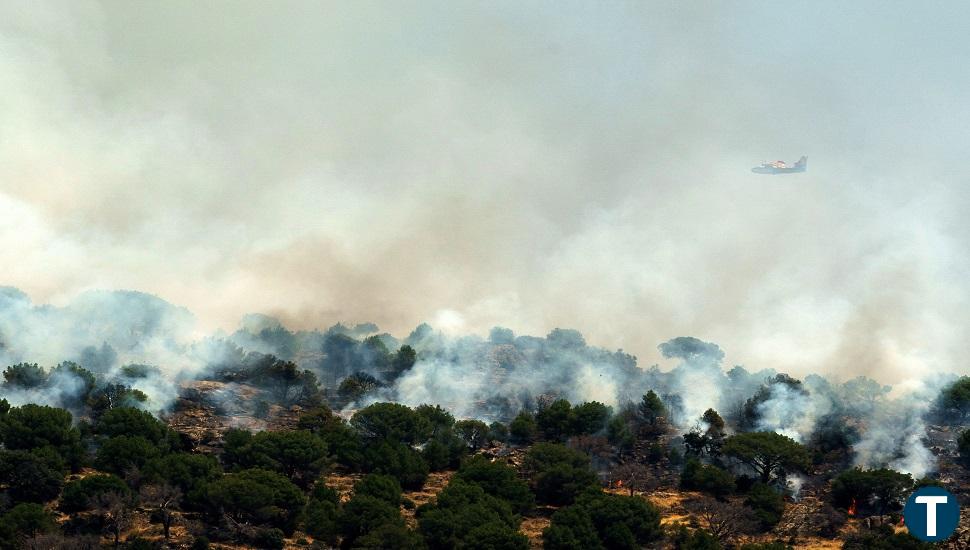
[0,285,960,480]
[2,3,970,385]
[658,337,728,428]
[851,378,953,479]
[0,287,209,410]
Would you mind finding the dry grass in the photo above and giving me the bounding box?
[401,471,453,527]
[520,515,552,549]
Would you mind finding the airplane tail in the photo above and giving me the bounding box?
[795,156,807,171]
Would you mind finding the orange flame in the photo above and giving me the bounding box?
[847,498,857,517]
[616,479,624,488]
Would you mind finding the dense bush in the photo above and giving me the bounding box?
[680,459,735,499]
[524,443,599,505]
[417,479,526,550]
[842,525,930,549]
[938,376,970,419]
[422,429,468,471]
[830,468,913,515]
[722,431,809,484]
[0,503,57,543]
[204,469,305,534]
[509,411,538,444]
[0,404,83,470]
[304,482,341,544]
[361,440,429,490]
[60,474,130,513]
[95,435,161,475]
[452,455,534,514]
[351,402,432,445]
[744,483,786,530]
[543,490,662,550]
[354,474,402,505]
[297,405,363,469]
[143,452,222,507]
[0,450,65,503]
[536,400,611,441]
[95,406,177,448]
[221,428,329,487]
[340,495,408,548]
[455,419,491,449]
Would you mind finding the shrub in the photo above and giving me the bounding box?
[524,443,599,506]
[204,469,305,534]
[744,483,785,530]
[453,455,534,514]
[680,459,735,499]
[543,491,662,549]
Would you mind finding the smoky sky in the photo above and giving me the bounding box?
[2,1,969,383]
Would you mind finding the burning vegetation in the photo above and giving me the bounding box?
[0,289,968,548]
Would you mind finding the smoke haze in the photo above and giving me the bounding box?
[2,2,970,383]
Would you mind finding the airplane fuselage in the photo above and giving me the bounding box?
[752,156,807,174]
[751,166,805,174]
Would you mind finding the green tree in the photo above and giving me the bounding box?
[744,483,785,530]
[488,422,509,443]
[50,362,97,407]
[95,435,160,475]
[390,345,418,380]
[303,482,341,544]
[143,452,222,507]
[351,402,432,445]
[680,459,735,499]
[571,402,611,436]
[86,383,148,417]
[354,474,402,505]
[297,405,364,469]
[354,521,427,549]
[95,406,177,448]
[361,440,429,490]
[0,503,57,541]
[455,419,491,450]
[842,525,930,549]
[722,432,809,483]
[223,429,329,488]
[417,479,523,550]
[0,450,64,503]
[60,474,131,513]
[422,430,468,471]
[543,505,601,550]
[524,443,599,505]
[0,404,83,470]
[830,468,913,515]
[509,411,538,444]
[543,491,662,550]
[2,363,47,389]
[338,372,382,402]
[453,455,534,514]
[204,468,305,535]
[462,522,529,550]
[536,399,573,440]
[340,494,406,549]
[606,416,634,453]
[670,526,721,550]
[636,391,668,439]
[938,376,970,419]
[415,404,456,436]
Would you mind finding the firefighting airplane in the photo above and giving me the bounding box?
[751,156,807,174]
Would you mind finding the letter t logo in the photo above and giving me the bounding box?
[915,495,948,537]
